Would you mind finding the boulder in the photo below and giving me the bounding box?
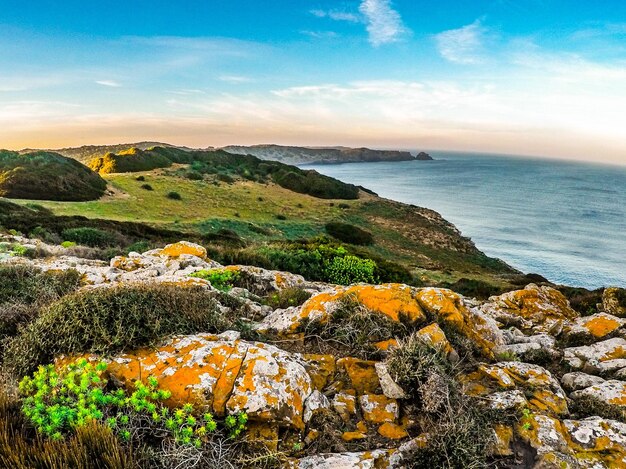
[562,417,626,467]
[560,372,605,392]
[105,332,314,430]
[462,362,568,417]
[415,288,505,356]
[481,284,578,335]
[285,449,394,469]
[258,283,427,334]
[564,313,625,342]
[571,381,626,413]
[564,338,626,370]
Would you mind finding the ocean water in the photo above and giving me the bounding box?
[307,152,626,289]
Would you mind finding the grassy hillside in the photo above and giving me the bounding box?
[6,159,520,289]
[0,151,106,201]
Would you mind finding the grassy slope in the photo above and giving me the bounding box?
[11,166,518,286]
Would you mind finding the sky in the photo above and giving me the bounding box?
[1,1,626,164]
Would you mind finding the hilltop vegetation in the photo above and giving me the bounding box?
[0,151,106,201]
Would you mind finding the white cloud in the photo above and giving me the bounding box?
[301,30,339,39]
[309,9,360,23]
[435,20,487,64]
[358,0,409,46]
[95,80,122,87]
[219,75,253,84]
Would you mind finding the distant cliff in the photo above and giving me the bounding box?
[221,144,433,165]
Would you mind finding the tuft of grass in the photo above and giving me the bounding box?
[2,284,239,375]
[570,394,626,423]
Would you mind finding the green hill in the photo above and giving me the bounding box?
[0,151,107,201]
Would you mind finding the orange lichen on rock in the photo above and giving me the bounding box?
[302,354,336,391]
[336,357,380,395]
[377,422,408,440]
[491,424,514,456]
[373,339,398,351]
[158,241,207,259]
[105,333,314,430]
[359,394,399,424]
[415,323,456,358]
[415,288,504,357]
[580,314,623,339]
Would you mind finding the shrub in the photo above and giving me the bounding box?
[324,255,376,285]
[275,214,287,221]
[0,265,82,340]
[62,227,110,248]
[135,175,145,181]
[190,269,240,292]
[386,334,513,468]
[217,173,234,184]
[301,295,408,359]
[325,222,373,246]
[3,284,237,375]
[61,241,77,248]
[264,287,312,310]
[140,184,153,191]
[166,191,182,200]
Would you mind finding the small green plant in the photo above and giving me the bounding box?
[140,184,153,191]
[19,359,248,447]
[520,407,534,431]
[61,241,77,248]
[166,191,182,200]
[10,244,29,257]
[495,350,519,362]
[190,268,240,292]
[265,287,312,309]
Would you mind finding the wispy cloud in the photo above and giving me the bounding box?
[435,20,487,64]
[95,80,122,87]
[358,0,409,46]
[301,30,339,39]
[309,9,360,23]
[219,75,253,84]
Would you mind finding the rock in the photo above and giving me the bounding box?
[560,372,605,392]
[377,422,408,440]
[157,241,207,259]
[358,394,399,424]
[285,449,394,469]
[481,284,578,335]
[564,338,626,370]
[491,424,514,456]
[572,380,626,413]
[564,313,625,342]
[516,413,577,468]
[414,322,459,362]
[332,392,357,422]
[302,354,336,391]
[462,362,568,417]
[503,329,557,348]
[258,283,427,334]
[562,417,626,467]
[105,333,313,430]
[415,288,505,356]
[335,357,380,395]
[487,390,528,410]
[303,390,331,423]
[375,362,406,399]
[603,287,626,318]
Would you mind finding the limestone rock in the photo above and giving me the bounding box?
[375,362,406,399]
[481,284,578,335]
[560,372,606,392]
[258,283,427,334]
[564,338,626,370]
[285,449,394,469]
[358,394,399,424]
[564,313,625,342]
[414,322,459,361]
[415,287,505,356]
[303,390,331,423]
[563,417,626,468]
[105,333,313,430]
[571,380,626,413]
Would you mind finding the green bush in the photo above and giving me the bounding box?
[325,222,373,245]
[62,227,110,248]
[324,255,376,285]
[61,241,77,248]
[3,284,237,375]
[140,184,153,191]
[190,268,240,292]
[166,191,182,200]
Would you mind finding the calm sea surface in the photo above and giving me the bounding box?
[308,152,626,289]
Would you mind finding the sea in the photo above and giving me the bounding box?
[307,152,626,290]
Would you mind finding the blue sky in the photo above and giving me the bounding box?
[1,1,626,163]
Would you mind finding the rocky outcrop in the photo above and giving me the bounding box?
[6,238,626,468]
